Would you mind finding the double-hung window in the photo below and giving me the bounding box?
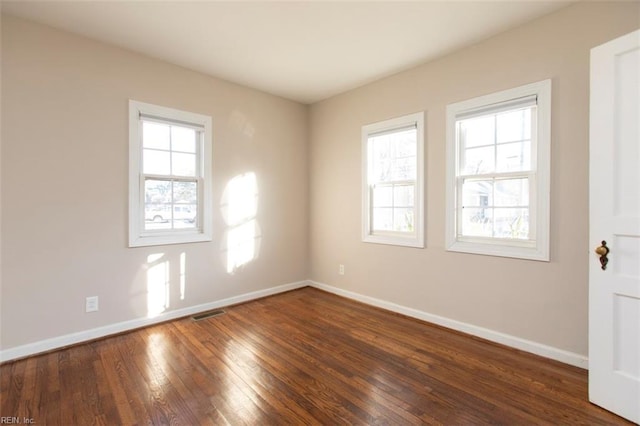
[129,100,212,247]
[445,80,551,260]
[362,112,424,248]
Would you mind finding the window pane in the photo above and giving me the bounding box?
[171,126,196,153]
[493,208,529,239]
[462,180,492,208]
[172,152,196,177]
[173,181,197,204]
[144,204,171,230]
[462,146,495,175]
[143,149,171,175]
[369,136,391,179]
[394,184,414,207]
[373,159,391,183]
[373,186,392,207]
[461,207,493,237]
[393,208,414,232]
[143,121,170,150]
[172,204,197,229]
[145,180,171,203]
[396,133,417,157]
[494,179,529,207]
[496,141,531,172]
[459,115,494,148]
[497,108,531,143]
[143,180,198,231]
[372,207,393,231]
[389,157,416,181]
[370,128,417,183]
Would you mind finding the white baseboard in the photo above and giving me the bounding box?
[0,280,308,363]
[309,280,588,369]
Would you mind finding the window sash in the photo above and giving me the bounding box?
[369,180,416,235]
[141,175,203,234]
[456,106,537,176]
[455,173,536,242]
[141,119,203,178]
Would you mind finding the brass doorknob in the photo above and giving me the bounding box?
[595,240,609,270]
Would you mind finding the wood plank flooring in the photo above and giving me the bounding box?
[0,287,632,425]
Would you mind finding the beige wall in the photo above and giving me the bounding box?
[1,15,308,349]
[309,1,640,356]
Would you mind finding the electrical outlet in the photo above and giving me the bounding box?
[85,296,99,313]
[339,264,345,275]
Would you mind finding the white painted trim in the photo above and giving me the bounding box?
[0,280,308,363]
[309,280,588,369]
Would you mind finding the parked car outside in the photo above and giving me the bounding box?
[145,205,196,223]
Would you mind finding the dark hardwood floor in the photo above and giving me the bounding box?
[0,287,632,425]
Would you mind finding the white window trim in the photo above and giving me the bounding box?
[362,112,425,248]
[129,100,213,247]
[445,80,551,261]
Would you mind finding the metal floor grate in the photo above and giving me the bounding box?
[191,309,226,321]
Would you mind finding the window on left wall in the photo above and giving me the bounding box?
[362,112,425,248]
[129,100,212,247]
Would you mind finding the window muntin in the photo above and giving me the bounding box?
[129,100,212,247]
[446,80,551,261]
[362,112,424,248]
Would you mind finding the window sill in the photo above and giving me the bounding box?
[129,231,212,248]
[447,239,549,261]
[363,233,424,248]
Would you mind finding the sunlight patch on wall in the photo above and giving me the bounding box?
[147,253,170,318]
[227,220,260,272]
[180,252,186,301]
[221,172,262,274]
[229,110,256,139]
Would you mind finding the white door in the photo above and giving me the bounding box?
[589,29,640,424]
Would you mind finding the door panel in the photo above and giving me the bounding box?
[589,29,640,424]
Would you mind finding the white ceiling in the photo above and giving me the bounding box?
[1,1,573,104]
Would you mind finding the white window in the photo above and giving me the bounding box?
[362,112,424,248]
[445,80,551,261]
[129,100,212,247]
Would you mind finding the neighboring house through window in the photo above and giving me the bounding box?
[445,80,551,261]
[129,100,212,247]
[362,112,425,248]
